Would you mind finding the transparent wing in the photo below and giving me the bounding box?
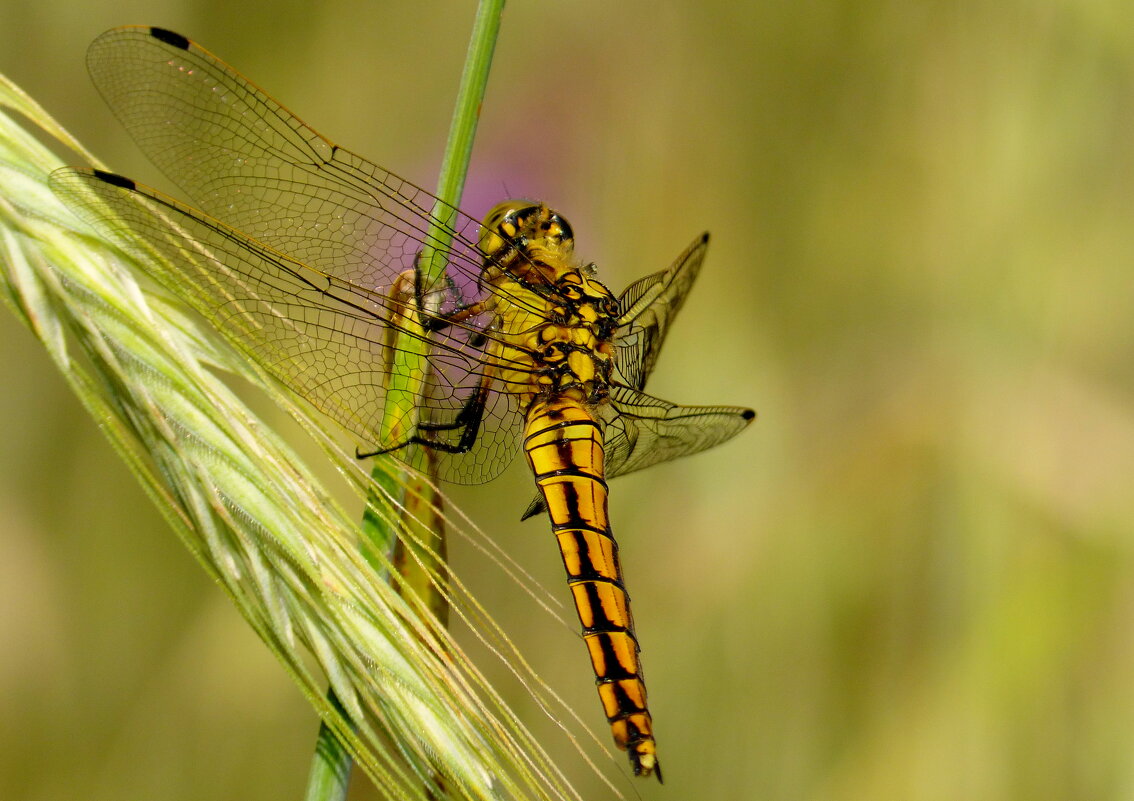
[519,385,753,520]
[85,26,547,316]
[600,385,754,480]
[614,233,709,391]
[51,168,524,484]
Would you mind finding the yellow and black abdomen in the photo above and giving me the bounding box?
[523,396,660,780]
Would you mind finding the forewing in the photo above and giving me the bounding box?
[614,233,709,390]
[84,26,544,317]
[50,168,522,484]
[600,385,754,480]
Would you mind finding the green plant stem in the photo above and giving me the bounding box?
[303,691,354,801]
[428,0,506,255]
[311,2,506,800]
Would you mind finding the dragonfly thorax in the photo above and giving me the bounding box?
[478,201,619,408]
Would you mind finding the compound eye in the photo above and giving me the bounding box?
[550,212,574,243]
[498,217,519,240]
[480,201,531,256]
[509,205,541,231]
[481,200,538,248]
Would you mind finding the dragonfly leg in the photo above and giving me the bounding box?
[386,268,489,335]
[411,374,491,454]
[421,299,490,333]
[357,370,493,459]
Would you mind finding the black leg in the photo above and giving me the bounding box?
[356,374,492,459]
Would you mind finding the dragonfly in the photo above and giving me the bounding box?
[51,26,755,781]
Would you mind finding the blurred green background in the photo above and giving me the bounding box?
[3,1,1134,799]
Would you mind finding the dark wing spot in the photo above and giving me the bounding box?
[92,170,136,190]
[149,27,190,50]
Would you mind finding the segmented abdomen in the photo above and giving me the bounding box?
[522,396,659,780]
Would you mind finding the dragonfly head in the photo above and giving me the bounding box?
[479,200,575,262]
